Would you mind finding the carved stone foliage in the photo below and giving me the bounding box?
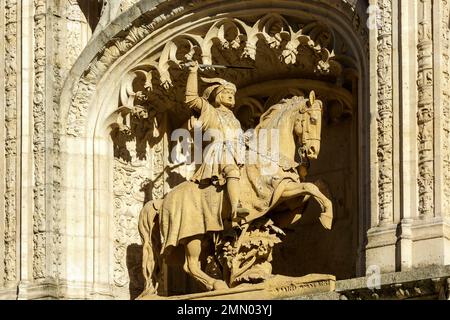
[215,218,285,287]
[439,0,450,217]
[125,14,341,93]
[3,0,18,286]
[111,112,167,296]
[67,0,366,137]
[113,14,356,133]
[33,0,47,281]
[417,0,434,218]
[376,0,394,225]
[113,158,147,289]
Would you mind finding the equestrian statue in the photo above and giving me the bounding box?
[137,61,333,297]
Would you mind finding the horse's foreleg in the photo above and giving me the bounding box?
[281,182,333,229]
[183,236,229,291]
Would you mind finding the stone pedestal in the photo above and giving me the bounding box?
[367,219,450,273]
[139,274,336,300]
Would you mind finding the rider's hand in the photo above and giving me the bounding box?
[243,130,254,146]
[187,61,199,73]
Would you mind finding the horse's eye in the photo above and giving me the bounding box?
[310,117,317,124]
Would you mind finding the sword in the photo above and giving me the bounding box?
[181,62,255,71]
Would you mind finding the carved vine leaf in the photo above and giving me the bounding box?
[119,14,339,98]
[216,218,285,287]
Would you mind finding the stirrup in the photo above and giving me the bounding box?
[236,207,250,217]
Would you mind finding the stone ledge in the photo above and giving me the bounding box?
[286,266,450,300]
[336,265,450,291]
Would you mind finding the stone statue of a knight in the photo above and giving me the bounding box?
[185,61,251,226]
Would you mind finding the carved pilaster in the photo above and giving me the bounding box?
[3,0,18,286]
[49,1,94,282]
[438,0,450,217]
[49,8,63,283]
[377,0,394,225]
[417,0,434,219]
[32,0,47,280]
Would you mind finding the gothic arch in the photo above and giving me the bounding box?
[58,0,369,299]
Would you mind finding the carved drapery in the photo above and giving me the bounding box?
[376,0,394,225]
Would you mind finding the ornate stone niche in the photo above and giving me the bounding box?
[59,0,368,299]
[107,13,361,297]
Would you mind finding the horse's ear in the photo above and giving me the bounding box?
[309,91,316,106]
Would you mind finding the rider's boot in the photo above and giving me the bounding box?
[233,205,250,227]
[227,178,250,227]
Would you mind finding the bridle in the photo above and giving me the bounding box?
[297,101,322,168]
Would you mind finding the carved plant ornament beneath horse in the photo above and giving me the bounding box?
[137,92,333,298]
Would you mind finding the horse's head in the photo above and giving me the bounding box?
[294,91,323,160]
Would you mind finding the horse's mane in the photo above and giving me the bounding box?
[255,96,307,134]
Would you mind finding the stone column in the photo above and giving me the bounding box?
[366,0,399,273]
[367,0,450,275]
[410,0,450,267]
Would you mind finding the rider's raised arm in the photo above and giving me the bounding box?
[185,61,207,112]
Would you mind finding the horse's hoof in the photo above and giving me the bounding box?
[319,213,333,230]
[136,288,158,300]
[213,280,229,291]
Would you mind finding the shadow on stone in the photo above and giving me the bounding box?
[126,244,145,300]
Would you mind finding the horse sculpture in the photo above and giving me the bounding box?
[138,92,333,297]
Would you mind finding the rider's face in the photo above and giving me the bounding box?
[217,89,236,108]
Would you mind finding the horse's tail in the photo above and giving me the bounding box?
[137,199,163,298]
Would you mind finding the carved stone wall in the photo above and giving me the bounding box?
[47,0,98,285]
[111,113,169,299]
[2,0,450,300]
[0,0,370,299]
[0,0,100,299]
[366,0,450,273]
